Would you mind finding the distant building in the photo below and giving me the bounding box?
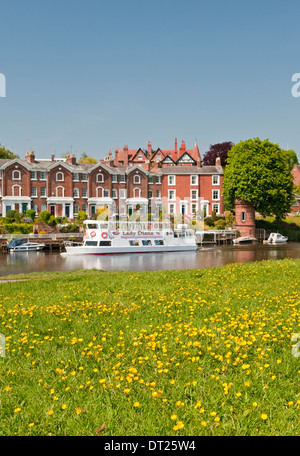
[0,139,224,220]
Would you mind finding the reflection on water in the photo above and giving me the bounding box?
[0,243,300,277]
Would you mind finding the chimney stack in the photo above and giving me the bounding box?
[66,154,76,165]
[148,141,152,155]
[216,157,221,166]
[26,151,35,163]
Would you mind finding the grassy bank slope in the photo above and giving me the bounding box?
[0,260,300,436]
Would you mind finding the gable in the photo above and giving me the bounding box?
[161,155,176,165]
[176,152,197,165]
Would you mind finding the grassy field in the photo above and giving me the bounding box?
[0,259,300,436]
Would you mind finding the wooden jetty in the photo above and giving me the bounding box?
[196,230,239,246]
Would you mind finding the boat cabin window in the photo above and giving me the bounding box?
[129,240,139,246]
[142,240,152,246]
[86,223,98,230]
[99,241,111,246]
[85,241,98,246]
[154,240,164,245]
[99,223,108,230]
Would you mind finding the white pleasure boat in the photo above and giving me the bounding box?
[267,233,288,244]
[7,238,45,252]
[63,220,197,255]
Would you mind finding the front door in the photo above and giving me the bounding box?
[65,204,70,218]
[22,203,28,214]
[50,205,55,217]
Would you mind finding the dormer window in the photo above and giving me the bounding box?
[138,154,143,160]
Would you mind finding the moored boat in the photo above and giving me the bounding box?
[233,236,257,245]
[7,238,45,252]
[63,220,197,255]
[266,232,288,244]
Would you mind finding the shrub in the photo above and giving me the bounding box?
[204,216,214,227]
[26,209,36,221]
[77,211,88,221]
[6,210,21,223]
[38,210,51,224]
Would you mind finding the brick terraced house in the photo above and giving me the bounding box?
[0,139,224,220]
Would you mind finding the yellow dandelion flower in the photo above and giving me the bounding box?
[47,410,54,416]
[61,404,67,410]
[261,413,268,420]
[14,408,21,413]
[76,408,82,415]
[133,402,140,408]
[170,414,178,421]
[28,423,34,427]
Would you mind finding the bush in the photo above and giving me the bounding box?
[6,210,22,223]
[26,209,36,221]
[77,211,88,221]
[38,210,51,224]
[204,216,214,227]
[214,219,226,230]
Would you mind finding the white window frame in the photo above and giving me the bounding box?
[112,174,117,183]
[212,189,220,201]
[168,175,176,186]
[96,187,103,198]
[40,187,47,198]
[191,189,198,201]
[191,175,198,186]
[30,171,37,180]
[31,187,37,198]
[73,187,79,198]
[120,174,126,183]
[73,173,79,182]
[212,175,220,185]
[168,189,176,201]
[12,185,22,197]
[56,172,64,182]
[82,188,88,198]
[156,175,161,184]
[148,175,153,184]
[120,188,126,199]
[40,171,46,180]
[133,175,141,184]
[96,173,104,183]
[112,188,117,199]
[212,203,220,214]
[12,170,21,181]
[133,187,141,198]
[56,186,65,197]
[81,173,88,181]
[168,203,175,214]
[104,189,109,198]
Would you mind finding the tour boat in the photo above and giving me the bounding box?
[63,220,197,255]
[267,233,288,244]
[7,238,45,252]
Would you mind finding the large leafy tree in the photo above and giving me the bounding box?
[0,144,19,159]
[223,138,295,220]
[78,152,97,164]
[202,141,234,167]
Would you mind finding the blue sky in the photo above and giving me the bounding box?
[1,0,300,160]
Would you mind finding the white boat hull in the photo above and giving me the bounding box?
[65,244,197,255]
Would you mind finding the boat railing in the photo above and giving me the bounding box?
[84,221,173,231]
[0,233,85,241]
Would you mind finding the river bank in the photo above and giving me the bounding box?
[0,259,300,436]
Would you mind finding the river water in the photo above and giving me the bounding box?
[0,242,300,277]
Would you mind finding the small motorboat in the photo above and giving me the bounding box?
[233,236,257,245]
[7,238,45,252]
[266,233,288,244]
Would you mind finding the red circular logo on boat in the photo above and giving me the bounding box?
[90,231,96,238]
[101,232,108,239]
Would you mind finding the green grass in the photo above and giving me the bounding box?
[0,260,300,436]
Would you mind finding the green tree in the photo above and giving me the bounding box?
[223,138,294,220]
[78,152,97,164]
[282,149,299,170]
[0,144,19,159]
